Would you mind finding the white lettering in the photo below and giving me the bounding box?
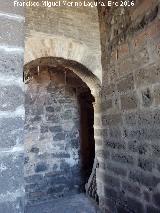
[115,2,118,6]
[100,2,105,6]
[14,1,40,7]
[14,1,18,7]
[108,1,112,6]
[84,1,97,7]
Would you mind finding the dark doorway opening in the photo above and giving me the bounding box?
[78,91,95,192]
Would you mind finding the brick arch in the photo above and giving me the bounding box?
[24,36,102,81]
[24,57,101,97]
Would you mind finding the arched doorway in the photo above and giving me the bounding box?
[24,57,102,208]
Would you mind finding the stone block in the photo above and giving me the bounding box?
[118,43,129,59]
[116,205,130,213]
[53,133,65,141]
[46,114,59,122]
[101,197,116,212]
[153,192,160,208]
[102,99,112,111]
[95,139,103,146]
[126,197,144,213]
[103,83,115,96]
[49,126,62,132]
[143,190,150,202]
[109,127,122,139]
[0,85,24,111]
[0,197,24,213]
[117,57,134,77]
[40,125,48,133]
[30,146,39,154]
[25,183,38,193]
[31,115,41,122]
[106,162,127,177]
[0,16,24,47]
[46,106,54,112]
[153,84,160,105]
[94,129,102,137]
[138,157,154,172]
[95,117,102,126]
[112,153,134,165]
[104,186,118,200]
[137,111,152,126]
[121,93,138,110]
[45,172,63,178]
[62,110,72,120]
[152,143,160,158]
[135,64,160,88]
[109,64,118,83]
[26,191,46,204]
[96,150,110,160]
[38,153,50,160]
[25,174,43,184]
[59,99,72,104]
[96,169,105,182]
[52,152,70,158]
[0,153,24,195]
[133,47,149,67]
[31,105,44,116]
[104,139,125,150]
[71,166,81,177]
[47,185,65,195]
[0,117,24,149]
[146,206,160,213]
[102,128,109,139]
[103,114,122,126]
[129,170,160,189]
[124,112,137,126]
[122,181,141,197]
[99,161,105,169]
[35,162,48,173]
[52,164,58,170]
[128,140,149,155]
[24,156,29,165]
[124,128,160,140]
[104,175,120,188]
[0,51,24,77]
[117,74,134,93]
[46,175,69,186]
[26,180,48,195]
[70,139,79,148]
[60,162,70,172]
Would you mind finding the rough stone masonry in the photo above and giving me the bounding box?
[97,0,160,212]
[24,68,82,205]
[0,0,25,212]
[1,0,160,213]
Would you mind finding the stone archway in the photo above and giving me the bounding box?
[23,4,103,210]
[24,57,103,206]
[24,36,102,81]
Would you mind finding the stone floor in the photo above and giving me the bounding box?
[25,193,100,213]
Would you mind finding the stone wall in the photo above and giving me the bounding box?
[24,68,90,205]
[24,0,102,81]
[98,0,160,212]
[0,0,25,212]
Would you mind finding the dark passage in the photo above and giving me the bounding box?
[79,91,95,191]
